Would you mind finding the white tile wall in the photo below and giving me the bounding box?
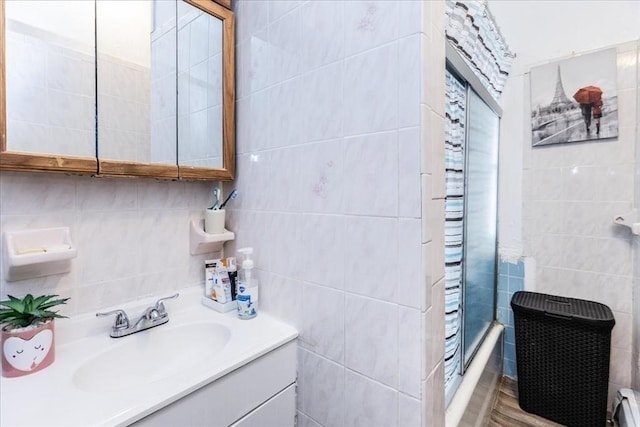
[399,392,422,427]
[399,128,423,218]
[300,1,344,70]
[230,1,447,425]
[344,369,398,426]
[345,294,399,388]
[299,348,346,427]
[399,305,422,396]
[0,172,214,317]
[301,283,345,363]
[343,44,399,136]
[342,132,398,216]
[522,43,639,400]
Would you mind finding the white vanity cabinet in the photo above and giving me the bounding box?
[229,384,296,427]
[0,290,298,427]
[131,340,297,427]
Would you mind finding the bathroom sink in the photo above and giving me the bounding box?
[73,322,230,392]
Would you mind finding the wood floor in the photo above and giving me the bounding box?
[488,377,616,426]
[487,376,572,427]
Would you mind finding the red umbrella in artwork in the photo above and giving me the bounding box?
[573,85,603,105]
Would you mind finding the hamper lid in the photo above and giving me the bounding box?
[511,291,615,328]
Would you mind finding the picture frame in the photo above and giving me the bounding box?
[530,48,618,147]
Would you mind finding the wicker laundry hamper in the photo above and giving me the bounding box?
[511,291,615,427]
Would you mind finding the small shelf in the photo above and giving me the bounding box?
[189,219,234,255]
[613,209,640,236]
[2,227,78,282]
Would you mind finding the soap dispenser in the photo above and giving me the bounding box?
[236,248,257,319]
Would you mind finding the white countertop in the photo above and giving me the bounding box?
[0,287,298,427]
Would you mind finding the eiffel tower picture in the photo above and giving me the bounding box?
[548,66,573,112]
[530,48,618,146]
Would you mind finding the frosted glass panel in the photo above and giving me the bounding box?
[462,89,499,364]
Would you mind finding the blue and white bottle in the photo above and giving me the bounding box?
[236,248,257,319]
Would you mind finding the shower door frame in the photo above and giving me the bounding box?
[444,41,503,405]
[459,85,501,370]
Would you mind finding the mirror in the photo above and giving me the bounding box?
[1,0,98,173]
[96,0,178,178]
[177,1,224,169]
[176,0,234,180]
[96,1,175,164]
[0,0,235,180]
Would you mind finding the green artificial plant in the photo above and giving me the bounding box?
[0,294,70,330]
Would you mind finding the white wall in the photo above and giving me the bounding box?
[491,0,640,257]
[489,0,640,400]
[228,1,446,425]
[491,0,640,261]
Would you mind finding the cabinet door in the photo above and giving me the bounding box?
[131,341,297,427]
[229,384,296,427]
[95,0,178,179]
[1,0,97,173]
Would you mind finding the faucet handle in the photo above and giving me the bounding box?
[96,309,130,330]
[153,293,179,314]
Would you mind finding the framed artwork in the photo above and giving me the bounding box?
[530,48,618,146]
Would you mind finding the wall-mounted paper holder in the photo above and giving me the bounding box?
[189,220,234,255]
[2,227,78,282]
[613,209,640,235]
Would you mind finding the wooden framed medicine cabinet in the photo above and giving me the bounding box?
[0,0,235,181]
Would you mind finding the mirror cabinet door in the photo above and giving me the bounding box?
[96,0,178,178]
[1,0,98,173]
[0,0,234,180]
[177,1,223,170]
[176,0,234,180]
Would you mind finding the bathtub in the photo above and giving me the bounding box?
[445,322,504,427]
[613,389,640,427]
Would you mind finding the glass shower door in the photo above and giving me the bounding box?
[462,89,500,364]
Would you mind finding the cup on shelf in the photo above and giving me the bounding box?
[204,209,226,234]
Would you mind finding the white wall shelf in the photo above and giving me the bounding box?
[614,209,640,235]
[2,227,78,282]
[189,219,234,255]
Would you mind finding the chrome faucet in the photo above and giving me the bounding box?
[96,293,179,338]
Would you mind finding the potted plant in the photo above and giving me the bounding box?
[0,294,69,377]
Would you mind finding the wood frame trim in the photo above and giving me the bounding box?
[212,0,231,10]
[0,152,98,174]
[98,160,178,180]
